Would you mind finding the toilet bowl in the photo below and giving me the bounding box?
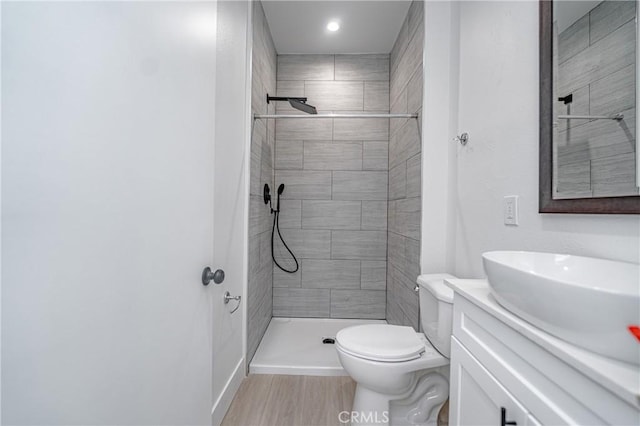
[336,274,456,426]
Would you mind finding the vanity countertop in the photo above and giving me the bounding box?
[446,278,640,410]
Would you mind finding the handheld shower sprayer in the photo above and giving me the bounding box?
[277,183,285,212]
[263,183,286,213]
[263,182,299,273]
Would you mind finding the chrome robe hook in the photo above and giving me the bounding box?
[224,291,241,314]
[454,133,469,146]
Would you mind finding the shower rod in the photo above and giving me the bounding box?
[557,113,624,121]
[253,113,419,119]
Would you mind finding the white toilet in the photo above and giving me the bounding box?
[336,274,456,426]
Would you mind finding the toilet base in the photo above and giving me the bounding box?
[352,386,393,426]
[351,369,449,426]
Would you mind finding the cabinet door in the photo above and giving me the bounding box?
[450,338,537,426]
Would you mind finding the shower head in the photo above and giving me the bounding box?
[266,94,318,115]
[288,99,317,115]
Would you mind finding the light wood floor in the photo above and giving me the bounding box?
[221,374,356,426]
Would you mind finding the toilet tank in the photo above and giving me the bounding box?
[418,273,456,358]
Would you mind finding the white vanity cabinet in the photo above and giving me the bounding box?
[448,280,640,426]
[451,338,541,426]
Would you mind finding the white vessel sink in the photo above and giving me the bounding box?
[482,251,640,366]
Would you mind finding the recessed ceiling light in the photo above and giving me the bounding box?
[327,21,340,32]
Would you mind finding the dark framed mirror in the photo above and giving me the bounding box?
[539,0,640,214]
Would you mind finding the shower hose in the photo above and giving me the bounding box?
[271,209,299,273]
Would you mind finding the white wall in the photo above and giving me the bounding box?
[211,1,250,424]
[421,0,459,274]
[422,1,640,279]
[0,3,3,418]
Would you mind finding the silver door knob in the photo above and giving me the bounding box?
[202,267,224,285]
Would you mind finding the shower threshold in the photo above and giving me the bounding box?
[250,317,386,376]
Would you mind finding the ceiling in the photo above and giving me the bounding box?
[261,1,412,54]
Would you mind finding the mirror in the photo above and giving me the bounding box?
[540,0,640,213]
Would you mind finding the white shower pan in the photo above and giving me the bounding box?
[250,317,386,376]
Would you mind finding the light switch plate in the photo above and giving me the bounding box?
[504,195,519,225]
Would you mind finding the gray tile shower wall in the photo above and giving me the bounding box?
[272,54,390,319]
[555,0,637,197]
[248,1,277,363]
[387,0,424,331]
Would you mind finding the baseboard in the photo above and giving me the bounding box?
[211,357,245,426]
[250,363,348,376]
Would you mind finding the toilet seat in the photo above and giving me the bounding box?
[336,324,426,362]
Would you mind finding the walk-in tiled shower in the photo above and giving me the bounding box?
[272,52,390,320]
[247,0,425,373]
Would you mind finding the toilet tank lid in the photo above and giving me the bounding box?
[417,273,457,303]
